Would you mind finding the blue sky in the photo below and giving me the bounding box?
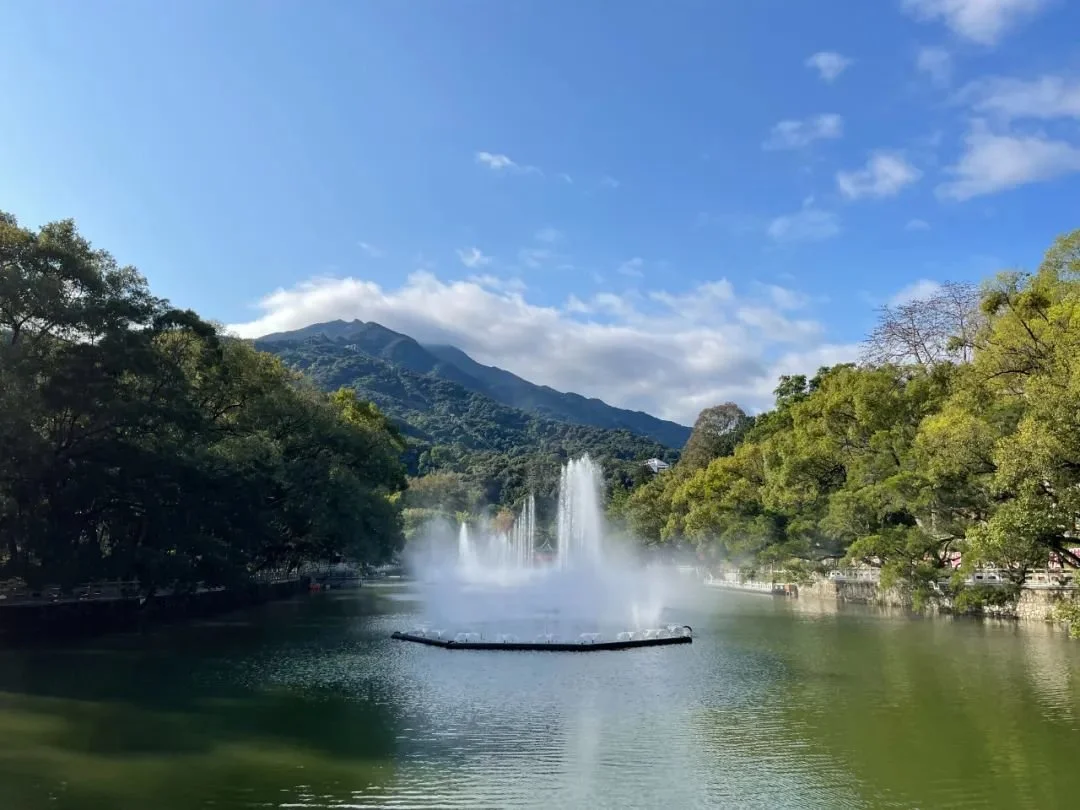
[4,0,1080,423]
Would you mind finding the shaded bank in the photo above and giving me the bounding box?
[0,578,311,643]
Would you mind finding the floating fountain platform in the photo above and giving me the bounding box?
[408,455,684,654]
[391,627,692,652]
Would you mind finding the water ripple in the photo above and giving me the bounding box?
[4,590,1080,809]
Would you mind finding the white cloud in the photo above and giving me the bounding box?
[763,114,844,150]
[762,284,811,310]
[558,173,574,184]
[648,280,734,310]
[836,152,922,199]
[590,292,639,318]
[905,218,932,231]
[901,0,1046,45]
[736,307,823,343]
[767,207,841,242]
[565,294,591,314]
[916,47,953,87]
[475,151,540,174]
[806,51,853,82]
[468,274,526,294]
[358,241,385,259]
[617,257,645,278]
[535,227,564,244]
[964,75,1080,121]
[890,279,943,306]
[456,247,492,268]
[475,151,515,170]
[937,122,1080,200]
[517,247,555,269]
[600,175,620,189]
[228,273,858,420]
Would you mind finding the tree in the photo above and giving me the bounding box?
[958,232,1080,577]
[402,472,483,516]
[527,230,1080,613]
[621,475,672,544]
[0,211,409,594]
[679,403,752,471]
[863,281,982,367]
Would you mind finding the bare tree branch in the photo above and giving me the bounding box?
[862,281,982,368]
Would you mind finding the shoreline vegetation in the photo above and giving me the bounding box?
[1,211,408,629]
[607,228,1080,636]
[4,212,1080,639]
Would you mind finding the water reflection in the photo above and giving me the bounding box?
[0,596,404,809]
[754,595,1080,809]
[0,587,1078,808]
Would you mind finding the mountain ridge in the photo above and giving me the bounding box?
[257,319,690,448]
[255,335,675,471]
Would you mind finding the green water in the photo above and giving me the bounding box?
[1,584,1079,809]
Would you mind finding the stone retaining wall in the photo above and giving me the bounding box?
[801,573,1079,627]
[1015,587,1075,622]
[800,576,911,607]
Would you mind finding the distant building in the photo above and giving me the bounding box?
[644,458,670,473]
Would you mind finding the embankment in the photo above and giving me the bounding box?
[801,577,912,608]
[801,574,1077,625]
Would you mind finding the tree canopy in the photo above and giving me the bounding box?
[678,403,753,471]
[12,211,1080,615]
[0,212,407,594]
[618,229,1080,604]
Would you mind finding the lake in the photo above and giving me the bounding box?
[1,582,1078,809]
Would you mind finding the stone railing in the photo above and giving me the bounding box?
[932,568,1077,589]
[827,568,881,583]
[702,571,796,595]
[824,567,1076,589]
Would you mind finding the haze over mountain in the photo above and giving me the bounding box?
[258,319,691,448]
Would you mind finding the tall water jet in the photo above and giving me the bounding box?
[509,494,536,569]
[407,453,681,642]
[494,531,510,569]
[458,522,476,568]
[556,455,604,568]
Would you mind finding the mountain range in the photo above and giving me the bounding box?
[257,319,690,449]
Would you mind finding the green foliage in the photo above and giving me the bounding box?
[259,336,677,519]
[258,321,691,448]
[401,472,482,514]
[25,210,1079,616]
[679,402,753,471]
[263,337,672,457]
[951,583,1022,614]
[621,229,1080,610]
[1052,598,1080,639]
[0,213,407,594]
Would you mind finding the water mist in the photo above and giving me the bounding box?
[408,455,677,641]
